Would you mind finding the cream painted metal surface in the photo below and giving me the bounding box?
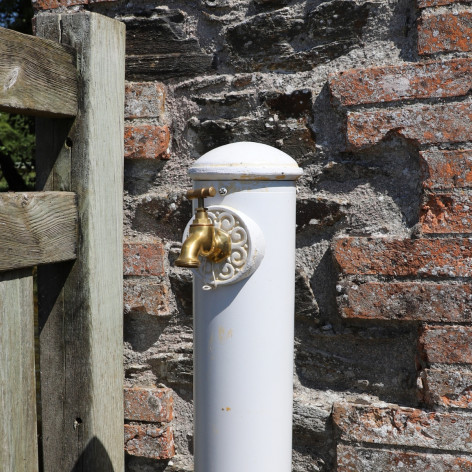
[186,142,302,472]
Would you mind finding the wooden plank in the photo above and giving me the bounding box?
[0,192,76,272]
[36,12,125,471]
[0,27,77,117]
[0,269,38,472]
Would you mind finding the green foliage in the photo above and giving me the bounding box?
[0,0,33,33]
[0,113,35,190]
[0,0,35,191]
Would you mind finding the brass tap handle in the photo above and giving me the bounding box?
[185,186,217,208]
[186,187,216,200]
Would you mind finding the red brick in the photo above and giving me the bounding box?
[419,11,472,55]
[347,102,472,149]
[124,280,171,317]
[334,403,472,451]
[32,0,86,8]
[329,59,472,106]
[420,150,472,190]
[125,82,166,119]
[337,444,472,471]
[32,0,116,7]
[123,240,165,276]
[339,281,472,322]
[124,387,173,423]
[124,124,170,159]
[420,325,472,364]
[419,0,472,6]
[420,193,472,233]
[422,369,472,408]
[333,237,472,277]
[124,424,174,459]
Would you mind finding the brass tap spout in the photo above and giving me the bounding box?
[175,208,215,268]
[175,188,232,268]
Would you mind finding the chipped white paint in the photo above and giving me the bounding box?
[187,142,302,472]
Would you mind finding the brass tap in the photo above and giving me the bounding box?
[175,187,231,268]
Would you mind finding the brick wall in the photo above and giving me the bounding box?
[330,0,472,468]
[33,0,472,470]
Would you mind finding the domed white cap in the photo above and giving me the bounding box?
[188,142,303,181]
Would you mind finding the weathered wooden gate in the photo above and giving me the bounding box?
[0,12,125,471]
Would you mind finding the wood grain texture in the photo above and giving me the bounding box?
[0,192,76,272]
[0,269,38,472]
[0,27,77,117]
[36,12,125,471]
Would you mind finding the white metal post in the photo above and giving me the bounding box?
[184,142,302,472]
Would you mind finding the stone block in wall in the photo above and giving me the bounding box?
[131,193,191,240]
[224,1,370,72]
[124,424,174,460]
[123,14,213,80]
[306,1,371,44]
[124,124,170,160]
[347,103,472,149]
[333,237,472,277]
[419,325,472,364]
[338,281,472,322]
[337,444,472,471]
[149,349,194,391]
[296,196,348,232]
[418,10,472,55]
[191,92,258,121]
[176,85,316,160]
[295,326,417,405]
[123,240,165,277]
[334,403,472,452]
[253,0,290,5]
[189,116,316,161]
[420,193,472,234]
[329,59,472,106]
[126,53,214,82]
[294,268,319,319]
[261,90,312,119]
[168,270,193,316]
[124,14,201,56]
[125,82,166,120]
[124,387,173,423]
[422,369,472,409]
[292,396,331,437]
[145,324,193,391]
[124,280,171,317]
[188,89,316,159]
[420,150,472,190]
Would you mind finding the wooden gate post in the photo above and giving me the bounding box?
[0,25,79,472]
[36,13,125,471]
[0,270,37,472]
